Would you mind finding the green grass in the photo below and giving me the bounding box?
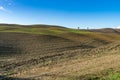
[0,27,64,35]
[67,29,91,34]
[108,73,120,80]
[80,69,120,80]
[101,71,120,80]
[0,26,92,35]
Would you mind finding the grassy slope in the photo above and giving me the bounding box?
[1,25,120,42]
[0,24,120,80]
[0,25,91,35]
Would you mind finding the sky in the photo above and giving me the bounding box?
[0,0,120,29]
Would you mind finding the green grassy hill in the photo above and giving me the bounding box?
[0,24,91,35]
[0,24,120,80]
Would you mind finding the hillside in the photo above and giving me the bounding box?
[0,24,120,80]
[90,28,120,34]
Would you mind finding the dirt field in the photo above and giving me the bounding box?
[0,24,120,80]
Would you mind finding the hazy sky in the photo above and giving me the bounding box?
[0,0,120,29]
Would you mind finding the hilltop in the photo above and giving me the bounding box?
[90,28,120,34]
[0,24,120,80]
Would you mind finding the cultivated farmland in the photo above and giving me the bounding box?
[0,24,120,80]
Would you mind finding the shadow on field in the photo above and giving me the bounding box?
[0,44,22,56]
[32,74,101,80]
[0,75,30,80]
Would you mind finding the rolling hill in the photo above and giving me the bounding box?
[0,24,120,80]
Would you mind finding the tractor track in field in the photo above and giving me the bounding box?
[10,42,120,80]
[13,53,120,80]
